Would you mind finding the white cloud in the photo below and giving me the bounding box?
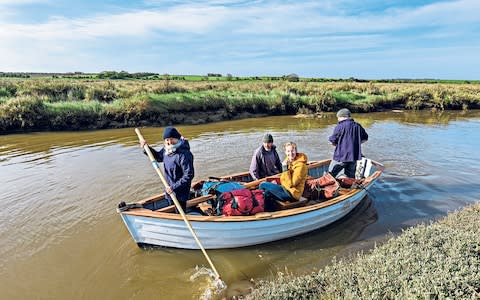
[231,0,480,34]
[386,0,480,27]
[0,0,48,19]
[0,0,479,77]
[0,0,48,5]
[0,6,229,42]
[1,1,479,43]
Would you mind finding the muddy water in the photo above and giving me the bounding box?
[1,110,480,299]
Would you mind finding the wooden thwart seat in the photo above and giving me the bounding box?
[276,188,354,210]
[338,188,353,196]
[156,195,213,213]
[275,198,308,210]
[154,187,354,214]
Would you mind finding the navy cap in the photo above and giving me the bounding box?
[163,127,181,139]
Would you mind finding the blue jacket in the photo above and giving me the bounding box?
[329,118,368,162]
[149,140,194,202]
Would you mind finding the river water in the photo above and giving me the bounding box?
[1,110,479,299]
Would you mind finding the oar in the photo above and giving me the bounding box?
[135,128,221,280]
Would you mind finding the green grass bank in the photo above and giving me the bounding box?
[1,79,480,133]
[245,202,480,299]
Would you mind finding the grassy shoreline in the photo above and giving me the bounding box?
[1,79,480,134]
[245,202,480,299]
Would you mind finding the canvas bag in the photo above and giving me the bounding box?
[322,181,340,198]
[307,173,337,188]
[304,173,340,200]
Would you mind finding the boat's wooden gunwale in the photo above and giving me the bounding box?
[135,159,331,206]
[122,186,356,221]
[121,160,383,222]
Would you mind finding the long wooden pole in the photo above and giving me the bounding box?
[135,128,221,280]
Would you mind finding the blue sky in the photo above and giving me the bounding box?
[1,0,479,79]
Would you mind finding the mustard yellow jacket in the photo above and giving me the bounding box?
[280,153,308,200]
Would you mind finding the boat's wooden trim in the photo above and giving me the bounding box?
[122,158,382,222]
[122,186,359,221]
[137,193,164,205]
[217,171,251,180]
[275,198,308,210]
[122,176,379,221]
[156,195,214,212]
[135,159,331,207]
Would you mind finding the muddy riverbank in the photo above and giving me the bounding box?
[2,79,480,134]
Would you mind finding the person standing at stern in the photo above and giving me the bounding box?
[328,108,368,178]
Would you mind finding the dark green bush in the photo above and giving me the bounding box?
[46,101,102,129]
[0,81,17,97]
[0,96,48,130]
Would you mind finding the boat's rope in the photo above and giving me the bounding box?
[354,183,371,197]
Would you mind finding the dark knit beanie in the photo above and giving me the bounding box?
[263,133,273,143]
[163,127,181,139]
[336,108,351,118]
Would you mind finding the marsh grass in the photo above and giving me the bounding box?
[246,202,480,300]
[1,79,480,132]
[45,101,104,129]
[0,81,18,97]
[0,96,48,130]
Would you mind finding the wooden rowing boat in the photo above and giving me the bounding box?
[117,158,384,249]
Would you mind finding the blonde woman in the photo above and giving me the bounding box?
[280,142,308,200]
[259,142,308,202]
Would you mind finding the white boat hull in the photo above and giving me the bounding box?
[120,186,371,249]
[119,159,383,249]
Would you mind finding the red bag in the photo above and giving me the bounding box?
[217,189,265,216]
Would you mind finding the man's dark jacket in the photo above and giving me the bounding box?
[148,140,194,203]
[329,118,368,162]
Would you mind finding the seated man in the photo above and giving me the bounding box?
[249,133,283,181]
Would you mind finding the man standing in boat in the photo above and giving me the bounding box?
[140,126,194,212]
[249,133,283,180]
[328,108,368,178]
